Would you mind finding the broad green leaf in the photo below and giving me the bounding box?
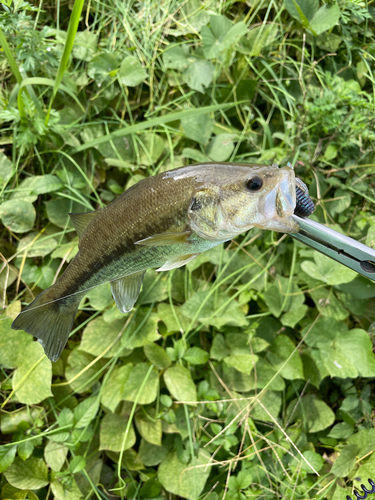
[0,445,17,473]
[51,478,83,500]
[181,114,213,146]
[286,395,335,433]
[310,288,349,321]
[238,24,278,57]
[86,282,113,311]
[4,457,49,490]
[328,422,354,440]
[300,451,324,473]
[331,444,358,477]
[250,391,282,422]
[184,347,209,365]
[221,21,248,49]
[0,152,13,184]
[122,363,159,404]
[302,251,357,285]
[224,354,258,375]
[73,31,97,61]
[20,260,59,289]
[310,4,341,35]
[74,395,99,428]
[70,455,86,474]
[1,407,43,435]
[266,335,304,380]
[13,342,52,405]
[210,13,231,38]
[319,329,375,378]
[101,364,133,412]
[348,429,375,456]
[201,26,221,60]
[158,450,211,500]
[281,305,308,328]
[45,197,87,229]
[51,241,79,261]
[0,262,17,291]
[183,60,214,93]
[18,440,34,460]
[353,452,375,492]
[123,311,161,349]
[302,316,346,347]
[79,317,125,357]
[0,199,35,233]
[221,362,255,392]
[87,53,118,85]
[65,349,104,393]
[135,411,162,446]
[330,188,351,216]
[16,175,62,196]
[99,413,136,452]
[164,365,197,405]
[163,44,190,71]
[17,233,58,258]
[301,352,323,388]
[284,0,319,22]
[138,133,165,166]
[0,318,33,369]
[253,357,285,391]
[118,56,147,87]
[44,440,68,472]
[138,439,168,467]
[157,303,190,333]
[144,343,172,370]
[210,334,230,361]
[205,134,237,162]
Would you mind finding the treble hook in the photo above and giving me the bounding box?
[346,478,375,500]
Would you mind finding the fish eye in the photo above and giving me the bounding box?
[246,176,263,191]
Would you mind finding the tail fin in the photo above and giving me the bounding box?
[11,288,81,362]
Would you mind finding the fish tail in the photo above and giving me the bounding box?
[11,287,82,362]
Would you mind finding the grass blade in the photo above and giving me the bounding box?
[73,102,244,153]
[45,0,85,124]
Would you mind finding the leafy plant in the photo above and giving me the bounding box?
[1,0,375,499]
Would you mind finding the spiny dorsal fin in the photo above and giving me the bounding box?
[135,231,191,247]
[69,211,100,240]
[110,271,146,313]
[156,253,199,272]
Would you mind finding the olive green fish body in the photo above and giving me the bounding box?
[12,162,299,361]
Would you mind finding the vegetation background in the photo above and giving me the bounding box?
[1,0,375,498]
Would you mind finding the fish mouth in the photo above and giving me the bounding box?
[256,168,300,233]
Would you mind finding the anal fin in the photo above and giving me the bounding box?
[110,271,146,313]
[156,254,199,272]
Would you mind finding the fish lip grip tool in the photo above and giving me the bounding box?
[290,214,375,282]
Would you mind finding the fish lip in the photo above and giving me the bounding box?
[263,169,296,220]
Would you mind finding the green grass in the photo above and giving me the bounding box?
[1,0,375,499]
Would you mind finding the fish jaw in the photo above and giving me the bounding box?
[252,167,299,233]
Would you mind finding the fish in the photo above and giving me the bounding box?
[11,162,304,362]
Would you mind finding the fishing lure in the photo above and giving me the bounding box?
[346,478,375,500]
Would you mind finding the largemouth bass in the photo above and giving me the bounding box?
[12,162,301,361]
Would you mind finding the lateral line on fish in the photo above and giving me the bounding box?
[0,282,115,321]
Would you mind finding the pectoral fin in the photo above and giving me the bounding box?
[110,271,146,313]
[69,211,100,240]
[156,254,199,272]
[135,231,191,247]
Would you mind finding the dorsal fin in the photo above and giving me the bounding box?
[69,211,100,240]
